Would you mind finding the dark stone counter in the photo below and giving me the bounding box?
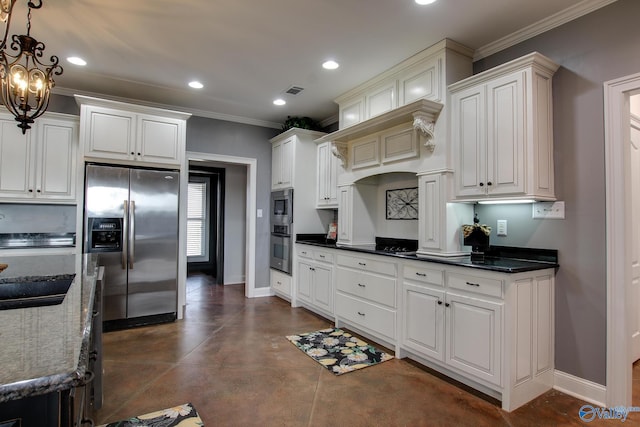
[0,254,99,403]
[295,234,558,273]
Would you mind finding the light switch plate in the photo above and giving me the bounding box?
[257,209,263,218]
[532,201,565,219]
[497,220,507,236]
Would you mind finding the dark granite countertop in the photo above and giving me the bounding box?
[0,254,99,403]
[295,234,558,273]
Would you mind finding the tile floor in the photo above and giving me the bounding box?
[94,273,640,426]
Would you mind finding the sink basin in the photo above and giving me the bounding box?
[0,274,75,310]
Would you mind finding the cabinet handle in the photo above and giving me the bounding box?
[130,151,134,155]
[276,281,281,285]
[415,272,427,277]
[301,251,307,255]
[83,370,95,385]
[487,181,493,186]
[137,152,141,156]
[465,281,480,287]
[28,189,33,192]
[445,303,450,307]
[358,262,366,266]
[357,311,365,316]
[36,189,41,193]
[437,300,443,305]
[319,254,325,258]
[357,283,366,288]
[310,267,315,271]
[479,182,484,187]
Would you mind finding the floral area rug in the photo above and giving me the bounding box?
[286,328,394,375]
[98,403,203,427]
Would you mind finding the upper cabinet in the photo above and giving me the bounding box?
[335,39,473,130]
[0,113,78,203]
[271,135,294,189]
[316,141,339,208]
[450,52,559,202]
[76,95,190,168]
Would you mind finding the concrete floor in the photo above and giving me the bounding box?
[94,273,640,426]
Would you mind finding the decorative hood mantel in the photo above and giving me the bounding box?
[315,99,443,168]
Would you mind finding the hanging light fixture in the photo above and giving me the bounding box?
[0,0,62,133]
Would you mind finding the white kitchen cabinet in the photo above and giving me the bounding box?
[316,141,338,208]
[366,81,397,119]
[445,290,503,387]
[450,52,559,201]
[271,136,293,189]
[76,96,190,168]
[335,252,398,344]
[270,268,292,299]
[0,114,78,202]
[339,97,364,129]
[295,246,334,317]
[400,259,555,412]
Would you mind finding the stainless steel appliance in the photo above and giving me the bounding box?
[271,188,293,225]
[270,189,293,274]
[84,164,180,330]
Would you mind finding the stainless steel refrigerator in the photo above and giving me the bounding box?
[84,164,179,330]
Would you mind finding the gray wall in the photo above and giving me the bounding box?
[474,0,640,385]
[186,116,279,288]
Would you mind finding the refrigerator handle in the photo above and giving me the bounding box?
[122,200,128,270]
[129,200,135,269]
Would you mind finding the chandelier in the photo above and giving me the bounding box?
[0,0,62,134]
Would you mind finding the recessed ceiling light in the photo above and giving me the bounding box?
[415,0,437,4]
[322,60,339,70]
[67,57,87,66]
[273,98,286,106]
[188,81,204,89]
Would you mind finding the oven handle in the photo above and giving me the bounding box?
[270,232,292,238]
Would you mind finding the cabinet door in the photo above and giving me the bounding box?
[84,106,135,160]
[326,148,339,206]
[445,292,502,386]
[340,98,364,129]
[313,264,333,313]
[367,81,397,119]
[316,142,329,206]
[452,86,486,198]
[297,261,313,303]
[280,137,293,188]
[137,115,183,165]
[337,186,352,244]
[402,283,445,361]
[0,118,33,198]
[272,141,282,189]
[486,71,525,196]
[35,117,78,200]
[418,174,441,251]
[400,57,441,105]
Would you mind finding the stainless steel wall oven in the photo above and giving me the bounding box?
[270,189,293,274]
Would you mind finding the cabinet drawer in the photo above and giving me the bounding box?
[314,250,334,264]
[403,264,444,287]
[297,247,313,259]
[337,254,397,277]
[270,269,292,296]
[336,293,396,340]
[447,272,502,298]
[336,267,396,308]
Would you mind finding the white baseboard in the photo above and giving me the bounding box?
[251,286,274,298]
[554,370,606,407]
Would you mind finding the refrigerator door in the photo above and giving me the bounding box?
[85,164,130,321]
[127,168,179,318]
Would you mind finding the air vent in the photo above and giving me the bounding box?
[285,86,304,95]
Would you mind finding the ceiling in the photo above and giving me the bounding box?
[13,0,611,128]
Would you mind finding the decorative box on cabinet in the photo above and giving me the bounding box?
[295,245,334,318]
[399,259,555,412]
[76,95,190,168]
[0,113,78,202]
[450,52,559,201]
[316,141,339,208]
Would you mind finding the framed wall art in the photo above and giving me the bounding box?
[386,187,418,220]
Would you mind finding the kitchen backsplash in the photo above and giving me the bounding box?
[0,204,76,233]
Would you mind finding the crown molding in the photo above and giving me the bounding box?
[54,86,282,130]
[473,0,618,61]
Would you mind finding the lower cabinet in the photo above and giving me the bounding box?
[270,268,292,299]
[401,260,554,411]
[296,246,334,317]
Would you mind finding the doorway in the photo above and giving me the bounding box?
[604,72,640,407]
[186,166,225,285]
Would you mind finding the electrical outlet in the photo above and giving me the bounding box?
[497,220,507,236]
[532,201,565,219]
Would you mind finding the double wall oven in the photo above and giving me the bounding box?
[270,189,293,274]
